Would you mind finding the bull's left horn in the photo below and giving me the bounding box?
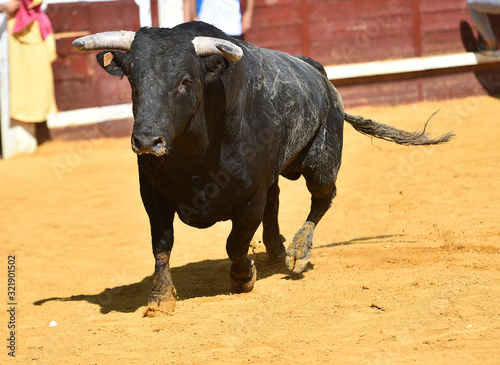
[73,30,136,52]
[192,37,243,61]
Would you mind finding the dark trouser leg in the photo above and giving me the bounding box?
[35,121,51,146]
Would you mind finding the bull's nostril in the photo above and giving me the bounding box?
[132,134,166,155]
[152,137,165,149]
[133,136,142,151]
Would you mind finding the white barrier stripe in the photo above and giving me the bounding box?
[325,52,500,81]
[47,103,133,128]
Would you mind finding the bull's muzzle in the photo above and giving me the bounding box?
[131,133,168,156]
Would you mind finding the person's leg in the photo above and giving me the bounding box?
[35,122,51,146]
[467,0,500,46]
[10,119,37,154]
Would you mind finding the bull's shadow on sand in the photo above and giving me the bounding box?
[33,253,284,314]
[33,234,399,314]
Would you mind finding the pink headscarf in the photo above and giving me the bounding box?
[12,0,53,40]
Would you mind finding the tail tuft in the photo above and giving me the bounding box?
[344,110,454,146]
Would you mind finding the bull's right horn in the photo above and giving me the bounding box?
[192,37,243,61]
[73,30,136,52]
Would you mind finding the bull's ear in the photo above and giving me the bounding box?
[296,55,328,78]
[203,55,229,83]
[96,51,128,77]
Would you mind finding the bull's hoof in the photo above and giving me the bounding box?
[230,260,257,293]
[143,292,176,317]
[267,235,287,263]
[286,221,315,274]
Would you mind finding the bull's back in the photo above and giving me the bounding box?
[242,46,343,171]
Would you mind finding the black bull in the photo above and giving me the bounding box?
[73,22,453,315]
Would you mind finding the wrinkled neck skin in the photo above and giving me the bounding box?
[167,102,211,169]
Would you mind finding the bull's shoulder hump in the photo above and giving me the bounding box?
[243,47,323,79]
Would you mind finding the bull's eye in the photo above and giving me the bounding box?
[181,78,191,89]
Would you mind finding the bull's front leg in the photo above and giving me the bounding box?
[145,222,176,317]
[139,165,177,317]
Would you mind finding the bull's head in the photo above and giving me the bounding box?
[72,27,243,156]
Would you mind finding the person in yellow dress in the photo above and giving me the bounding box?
[1,0,57,151]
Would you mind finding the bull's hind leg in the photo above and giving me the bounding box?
[285,173,337,274]
[262,180,286,261]
[227,218,259,293]
[227,191,268,293]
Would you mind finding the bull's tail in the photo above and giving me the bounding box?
[344,110,454,146]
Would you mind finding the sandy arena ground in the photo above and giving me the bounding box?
[1,95,499,364]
